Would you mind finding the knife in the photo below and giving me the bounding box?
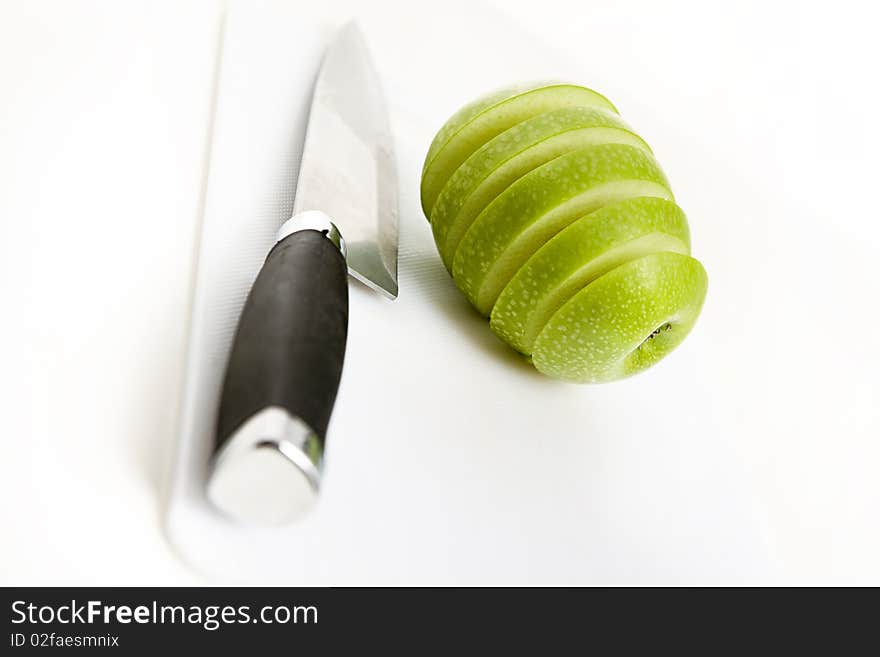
[206,22,399,525]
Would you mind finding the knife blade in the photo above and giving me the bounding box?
[206,22,398,525]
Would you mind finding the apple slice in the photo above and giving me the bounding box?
[453,143,673,315]
[430,106,652,271]
[532,251,708,382]
[422,82,538,179]
[420,83,618,215]
[490,197,690,355]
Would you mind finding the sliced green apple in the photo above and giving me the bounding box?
[430,106,652,271]
[532,251,708,382]
[490,197,690,355]
[420,83,618,215]
[453,143,673,315]
[420,82,708,383]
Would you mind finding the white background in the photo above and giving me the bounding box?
[2,0,879,585]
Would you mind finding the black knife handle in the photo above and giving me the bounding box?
[215,228,349,452]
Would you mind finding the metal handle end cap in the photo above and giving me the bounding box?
[207,408,323,526]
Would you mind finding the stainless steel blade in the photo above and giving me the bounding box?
[292,22,399,299]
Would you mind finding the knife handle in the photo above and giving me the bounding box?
[209,214,348,524]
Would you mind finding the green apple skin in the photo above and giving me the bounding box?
[420,83,618,216]
[420,83,708,383]
[490,197,691,355]
[422,82,539,175]
[453,143,673,315]
[531,251,708,382]
[430,106,652,271]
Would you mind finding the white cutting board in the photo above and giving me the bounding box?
[167,0,880,585]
